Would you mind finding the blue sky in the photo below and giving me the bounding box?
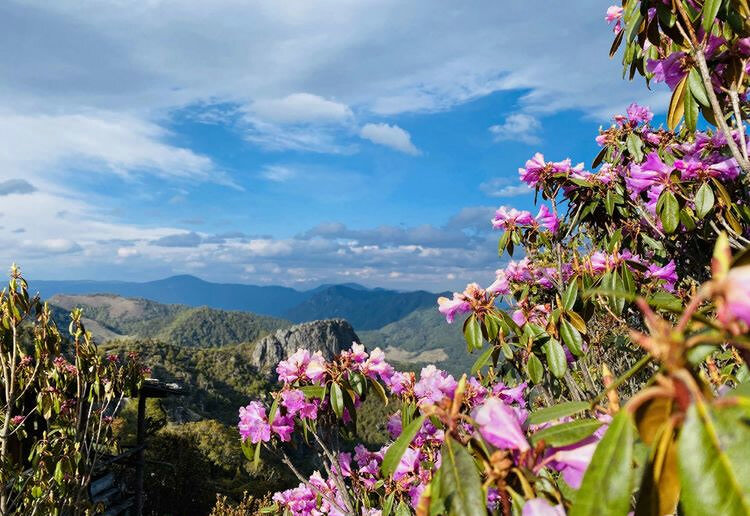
[0,1,670,290]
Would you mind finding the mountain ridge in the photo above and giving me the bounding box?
[36,275,446,331]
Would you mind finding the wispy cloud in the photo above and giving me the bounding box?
[489,113,541,144]
[479,178,532,198]
[359,123,420,155]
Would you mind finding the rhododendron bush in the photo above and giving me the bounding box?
[237,2,750,515]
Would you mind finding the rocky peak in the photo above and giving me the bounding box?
[249,318,359,377]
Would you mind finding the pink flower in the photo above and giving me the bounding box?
[437,293,471,323]
[646,260,678,291]
[305,351,327,383]
[271,414,295,442]
[523,498,566,516]
[647,52,689,90]
[414,365,457,406]
[281,389,307,415]
[472,397,530,452]
[626,103,653,125]
[384,371,412,395]
[238,401,271,443]
[718,265,750,325]
[626,153,670,198]
[535,205,559,233]
[505,258,533,282]
[276,349,311,384]
[605,6,624,33]
[386,413,402,438]
[362,347,393,381]
[519,152,547,186]
[487,270,510,295]
[492,206,534,230]
[547,441,597,488]
[392,447,420,481]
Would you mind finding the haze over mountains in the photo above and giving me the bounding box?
[35,275,446,330]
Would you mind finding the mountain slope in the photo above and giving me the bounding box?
[283,285,446,330]
[35,275,445,329]
[49,294,289,347]
[360,307,476,376]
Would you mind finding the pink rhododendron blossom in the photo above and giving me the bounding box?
[276,349,311,384]
[437,293,471,323]
[519,152,547,186]
[238,401,271,444]
[647,51,688,90]
[305,351,327,383]
[386,413,402,438]
[605,5,624,33]
[547,441,597,488]
[523,498,566,516]
[271,414,295,442]
[718,265,750,325]
[626,102,653,125]
[535,205,559,233]
[646,260,678,291]
[383,370,412,395]
[472,397,530,452]
[392,447,420,481]
[414,365,457,405]
[492,206,534,230]
[487,270,510,295]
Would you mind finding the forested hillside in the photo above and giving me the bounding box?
[49,294,289,347]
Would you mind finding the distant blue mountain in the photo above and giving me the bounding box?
[32,275,446,329]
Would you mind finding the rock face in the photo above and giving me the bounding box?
[249,319,359,377]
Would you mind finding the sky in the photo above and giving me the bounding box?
[0,1,671,291]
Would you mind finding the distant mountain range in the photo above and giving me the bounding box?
[35,275,446,330]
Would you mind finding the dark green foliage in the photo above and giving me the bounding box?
[101,339,270,424]
[49,294,289,348]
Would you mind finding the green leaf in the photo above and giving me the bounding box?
[381,414,426,477]
[485,312,501,341]
[544,338,568,379]
[684,89,698,131]
[526,353,544,384]
[527,401,591,425]
[694,183,715,219]
[560,317,584,357]
[394,501,411,516]
[54,461,64,485]
[330,382,344,419]
[464,314,483,352]
[667,75,688,130]
[563,280,578,311]
[570,411,635,516]
[621,264,635,295]
[382,492,395,516]
[702,0,722,31]
[439,436,486,516]
[470,345,496,376]
[498,230,511,256]
[626,132,644,162]
[688,68,710,107]
[350,372,367,399]
[648,291,682,312]
[678,401,750,516]
[605,190,616,216]
[369,377,389,406]
[658,190,680,234]
[530,419,603,447]
[300,384,326,400]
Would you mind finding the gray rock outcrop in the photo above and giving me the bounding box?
[249,318,359,377]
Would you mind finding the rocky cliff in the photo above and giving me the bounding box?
[249,318,359,377]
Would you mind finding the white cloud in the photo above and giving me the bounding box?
[0,111,233,186]
[359,123,420,155]
[261,165,296,182]
[489,113,541,144]
[248,93,352,124]
[479,178,532,198]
